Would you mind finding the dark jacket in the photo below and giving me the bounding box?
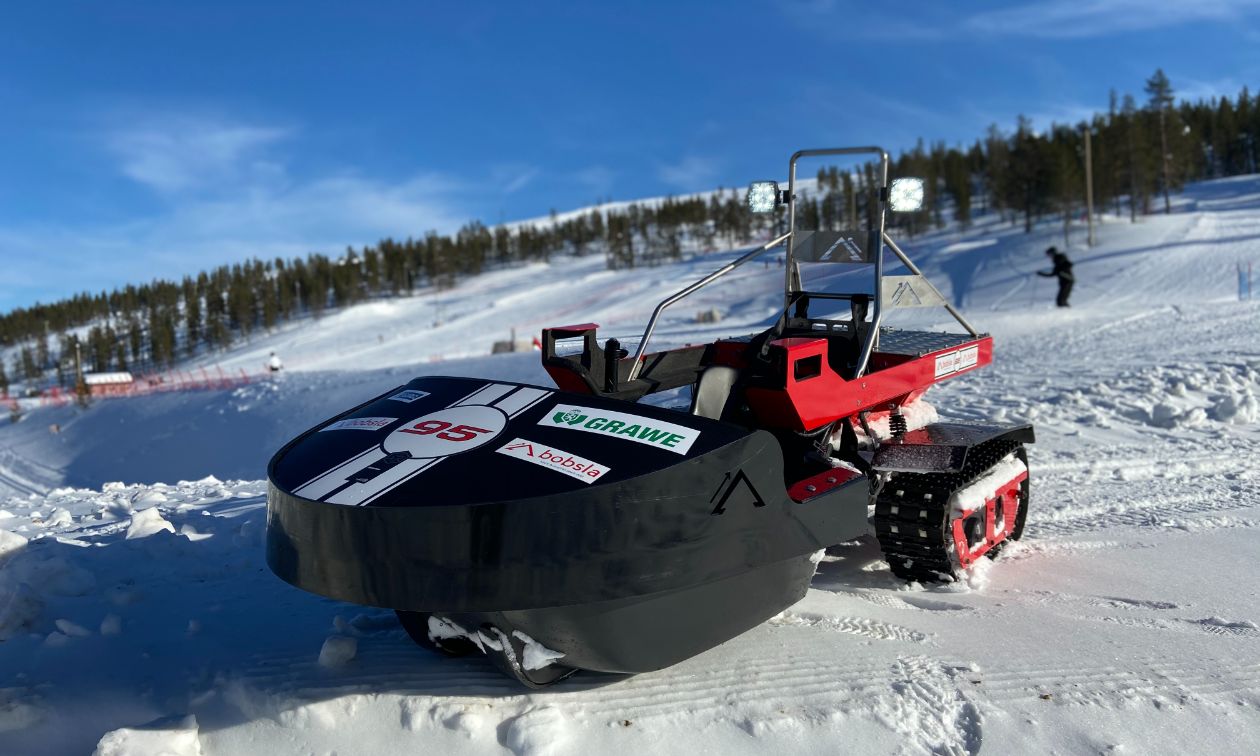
[1038,253,1074,282]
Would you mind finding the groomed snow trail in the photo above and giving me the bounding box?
[2,176,1259,755]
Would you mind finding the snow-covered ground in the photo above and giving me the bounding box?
[2,176,1259,755]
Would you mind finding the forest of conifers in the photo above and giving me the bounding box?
[1,70,1257,392]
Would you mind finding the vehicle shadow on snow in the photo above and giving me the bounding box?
[810,536,912,592]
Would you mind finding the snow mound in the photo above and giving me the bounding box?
[318,636,357,667]
[125,508,175,540]
[505,707,569,756]
[92,715,201,756]
[0,582,44,640]
[0,529,26,566]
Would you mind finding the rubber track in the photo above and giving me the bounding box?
[873,438,1022,583]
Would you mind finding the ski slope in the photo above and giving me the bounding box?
[1,176,1259,755]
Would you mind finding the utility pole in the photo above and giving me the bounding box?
[1158,106,1172,214]
[74,337,90,408]
[1084,127,1096,247]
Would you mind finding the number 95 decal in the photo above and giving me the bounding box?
[384,406,507,458]
[401,420,492,442]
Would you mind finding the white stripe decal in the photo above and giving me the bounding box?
[325,457,441,506]
[291,445,377,493]
[454,383,515,407]
[294,448,388,500]
[496,387,552,417]
[354,458,445,507]
[293,381,542,507]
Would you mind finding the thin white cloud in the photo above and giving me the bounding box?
[489,164,541,195]
[0,108,483,310]
[104,112,291,193]
[780,0,1260,40]
[1174,75,1250,102]
[572,165,615,195]
[965,0,1260,39]
[655,155,722,191]
[0,170,469,310]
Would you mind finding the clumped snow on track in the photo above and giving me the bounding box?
[2,176,1260,755]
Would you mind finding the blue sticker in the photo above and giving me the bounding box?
[388,389,430,403]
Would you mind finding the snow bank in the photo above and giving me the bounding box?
[1212,391,1260,424]
[0,582,44,640]
[0,529,26,565]
[92,715,201,756]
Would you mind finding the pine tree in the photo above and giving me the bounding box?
[1145,69,1176,214]
[182,276,201,355]
[21,346,40,385]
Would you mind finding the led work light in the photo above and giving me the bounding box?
[747,181,779,213]
[889,178,925,212]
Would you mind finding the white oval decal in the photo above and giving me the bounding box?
[383,405,507,458]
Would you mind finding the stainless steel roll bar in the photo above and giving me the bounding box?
[626,232,791,381]
[786,147,888,378]
[625,145,978,384]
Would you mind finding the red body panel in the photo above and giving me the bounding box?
[744,336,993,431]
[544,366,594,394]
[787,467,862,503]
[539,324,992,432]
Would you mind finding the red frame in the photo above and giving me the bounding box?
[540,324,992,433]
[742,335,992,431]
[950,469,1027,567]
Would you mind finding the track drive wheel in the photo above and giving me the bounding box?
[395,610,480,656]
[873,440,1029,583]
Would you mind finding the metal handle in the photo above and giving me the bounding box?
[626,232,792,381]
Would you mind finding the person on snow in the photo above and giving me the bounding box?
[1038,247,1074,307]
[267,351,284,372]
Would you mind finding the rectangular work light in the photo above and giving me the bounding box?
[747,181,779,213]
[889,178,925,212]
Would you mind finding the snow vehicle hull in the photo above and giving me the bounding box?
[266,376,869,680]
[266,144,1039,687]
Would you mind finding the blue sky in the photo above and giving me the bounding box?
[2,0,1259,311]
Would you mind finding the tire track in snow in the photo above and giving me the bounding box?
[1025,490,1260,538]
[1095,615,1260,639]
[768,611,929,643]
[229,645,988,756]
[969,657,1260,705]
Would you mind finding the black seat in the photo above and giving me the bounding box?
[744,293,871,381]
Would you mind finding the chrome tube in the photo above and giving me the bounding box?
[853,151,890,377]
[784,147,889,377]
[626,232,792,381]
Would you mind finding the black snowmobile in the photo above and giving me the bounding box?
[267,147,1034,687]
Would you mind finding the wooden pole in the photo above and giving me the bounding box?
[1159,107,1171,214]
[1084,128,1096,247]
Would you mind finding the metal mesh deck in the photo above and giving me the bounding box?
[875,328,985,357]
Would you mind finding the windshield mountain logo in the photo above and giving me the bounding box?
[540,404,700,454]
